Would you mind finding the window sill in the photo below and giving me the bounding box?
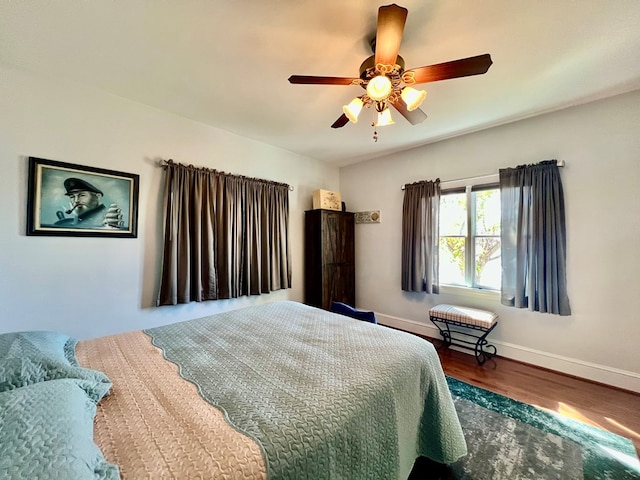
[439,284,500,302]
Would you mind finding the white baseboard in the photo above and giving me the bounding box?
[376,312,640,394]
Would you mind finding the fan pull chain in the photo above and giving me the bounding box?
[372,122,378,142]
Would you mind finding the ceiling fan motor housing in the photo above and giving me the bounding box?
[358,55,406,106]
[358,55,405,80]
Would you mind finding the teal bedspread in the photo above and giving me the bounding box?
[145,301,467,479]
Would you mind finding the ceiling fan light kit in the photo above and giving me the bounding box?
[374,108,395,127]
[401,87,427,112]
[343,97,364,123]
[366,75,393,101]
[288,3,493,141]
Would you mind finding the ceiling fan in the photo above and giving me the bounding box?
[288,4,493,135]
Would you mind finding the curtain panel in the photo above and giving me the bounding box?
[499,160,571,315]
[401,179,440,294]
[157,161,291,306]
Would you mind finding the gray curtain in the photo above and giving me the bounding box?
[499,160,571,315]
[157,161,291,306]
[401,179,440,293]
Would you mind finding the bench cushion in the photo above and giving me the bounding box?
[429,304,498,328]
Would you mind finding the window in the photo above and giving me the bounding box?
[439,184,501,290]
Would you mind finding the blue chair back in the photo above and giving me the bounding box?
[330,302,377,324]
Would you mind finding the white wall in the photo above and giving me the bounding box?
[340,89,640,392]
[0,65,340,339]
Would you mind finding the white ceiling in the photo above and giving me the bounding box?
[2,1,640,166]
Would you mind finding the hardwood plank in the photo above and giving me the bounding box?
[433,345,640,455]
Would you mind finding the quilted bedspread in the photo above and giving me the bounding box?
[145,301,467,479]
[77,330,267,479]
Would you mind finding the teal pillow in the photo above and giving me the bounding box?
[0,331,77,364]
[0,331,111,395]
[0,378,120,479]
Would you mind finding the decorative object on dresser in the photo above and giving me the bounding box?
[304,209,355,310]
[312,189,342,211]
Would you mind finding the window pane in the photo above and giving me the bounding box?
[439,237,466,286]
[474,189,500,236]
[440,193,466,236]
[475,237,501,289]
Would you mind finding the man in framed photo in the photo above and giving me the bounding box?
[54,177,124,229]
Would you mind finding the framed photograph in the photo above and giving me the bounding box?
[27,157,139,238]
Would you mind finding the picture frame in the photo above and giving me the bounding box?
[26,157,139,238]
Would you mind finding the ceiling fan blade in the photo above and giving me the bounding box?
[405,54,493,84]
[374,4,408,68]
[288,75,359,86]
[390,98,427,125]
[331,113,350,129]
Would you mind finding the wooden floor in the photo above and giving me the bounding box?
[433,345,640,456]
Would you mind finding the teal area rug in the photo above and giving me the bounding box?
[411,377,640,479]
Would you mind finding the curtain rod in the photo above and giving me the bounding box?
[158,159,294,191]
[400,160,565,190]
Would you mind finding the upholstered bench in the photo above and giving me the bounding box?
[429,304,498,365]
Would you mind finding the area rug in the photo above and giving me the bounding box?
[411,377,640,479]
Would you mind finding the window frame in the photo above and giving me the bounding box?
[438,174,501,298]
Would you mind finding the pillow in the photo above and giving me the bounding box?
[0,378,119,479]
[0,330,74,360]
[0,331,110,395]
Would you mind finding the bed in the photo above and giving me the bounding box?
[0,301,467,479]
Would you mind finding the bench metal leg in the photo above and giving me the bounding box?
[473,323,497,365]
[430,320,452,350]
[430,316,498,365]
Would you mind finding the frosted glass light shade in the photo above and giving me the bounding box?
[374,108,394,126]
[366,75,392,101]
[401,87,427,111]
[342,97,364,123]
